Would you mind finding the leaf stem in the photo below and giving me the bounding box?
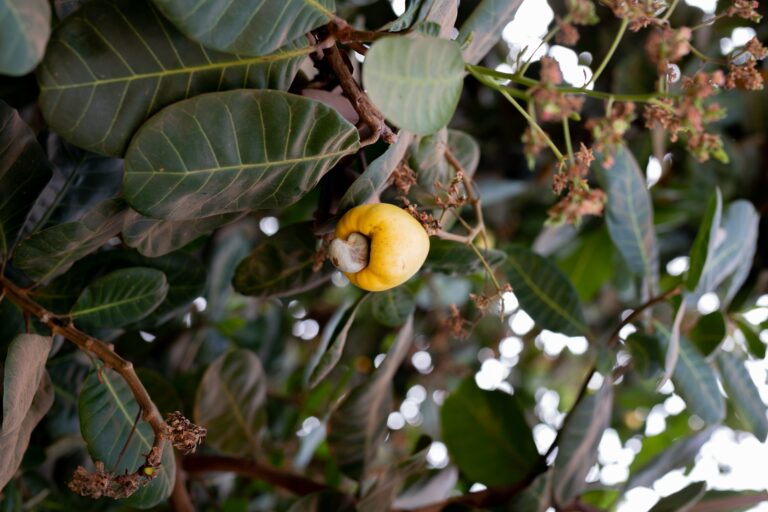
[588,17,629,87]
[562,116,574,163]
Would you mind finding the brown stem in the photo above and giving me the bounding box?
[169,456,194,512]
[183,455,332,497]
[0,276,167,470]
[324,44,397,145]
[607,285,682,348]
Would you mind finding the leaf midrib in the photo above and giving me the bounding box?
[72,287,161,317]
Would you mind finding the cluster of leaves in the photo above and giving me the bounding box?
[0,0,767,511]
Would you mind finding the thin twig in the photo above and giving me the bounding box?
[607,285,682,348]
[324,44,396,146]
[183,455,333,497]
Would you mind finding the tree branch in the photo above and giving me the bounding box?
[182,455,333,497]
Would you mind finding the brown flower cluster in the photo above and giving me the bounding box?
[603,0,667,30]
[725,38,766,91]
[445,304,469,338]
[433,167,468,210]
[548,143,606,224]
[586,102,636,167]
[166,411,207,454]
[728,0,762,21]
[401,197,441,235]
[645,27,692,74]
[643,71,728,162]
[69,447,162,500]
[531,58,585,122]
[391,161,417,195]
[555,0,600,46]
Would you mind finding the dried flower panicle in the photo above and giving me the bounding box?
[568,0,599,25]
[728,0,761,21]
[165,411,207,454]
[445,304,469,338]
[401,197,441,235]
[68,460,155,500]
[556,17,581,46]
[391,161,417,195]
[746,37,768,60]
[726,56,765,91]
[645,27,692,74]
[548,181,607,225]
[531,58,585,122]
[586,102,636,167]
[603,0,666,30]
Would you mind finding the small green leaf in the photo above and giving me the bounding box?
[716,350,768,442]
[0,0,50,76]
[13,199,129,283]
[371,287,415,327]
[194,349,267,457]
[364,36,464,135]
[327,316,413,479]
[79,368,175,508]
[307,294,369,388]
[649,481,706,512]
[0,101,52,260]
[685,189,722,291]
[595,145,659,287]
[1,335,53,491]
[457,0,525,65]
[552,379,613,505]
[233,222,329,299]
[689,311,725,356]
[124,90,359,220]
[441,378,541,486]
[735,318,765,359]
[152,0,334,56]
[425,239,506,274]
[70,267,169,328]
[123,212,242,258]
[39,0,311,156]
[504,245,588,336]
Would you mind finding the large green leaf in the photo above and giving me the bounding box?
[70,267,169,328]
[595,145,659,287]
[0,335,53,491]
[233,222,329,299]
[79,368,175,508]
[152,0,334,56]
[23,135,123,235]
[327,316,413,479]
[425,239,506,274]
[194,349,267,457]
[409,129,480,190]
[38,0,311,157]
[0,101,52,260]
[13,199,129,283]
[685,189,721,291]
[716,350,768,442]
[689,311,725,357]
[557,228,615,302]
[441,378,540,486]
[363,36,464,135]
[307,294,369,388]
[338,133,413,210]
[735,317,765,359]
[371,287,415,327]
[504,245,588,336]
[0,0,50,76]
[206,220,258,321]
[457,0,525,65]
[649,481,706,512]
[123,212,241,258]
[124,90,359,219]
[552,379,613,506]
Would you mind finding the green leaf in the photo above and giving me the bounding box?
[441,378,541,486]
[152,0,334,56]
[371,287,415,327]
[689,311,725,357]
[124,90,359,219]
[123,212,241,258]
[626,426,716,490]
[666,333,725,424]
[715,350,768,442]
[135,369,183,417]
[685,189,722,291]
[13,199,129,283]
[595,145,659,286]
[457,0,525,65]
[70,267,169,328]
[233,222,328,299]
[206,220,258,321]
[557,228,615,302]
[1,335,53,491]
[363,36,464,135]
[0,0,50,76]
[338,133,413,210]
[327,315,413,479]
[79,368,175,508]
[307,294,369,388]
[409,129,480,189]
[649,481,707,512]
[0,101,52,259]
[690,201,759,304]
[552,379,613,506]
[425,239,506,274]
[625,332,665,379]
[692,490,768,511]
[358,448,427,512]
[38,0,311,157]
[194,349,267,457]
[504,245,588,336]
[735,318,765,359]
[23,135,123,235]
